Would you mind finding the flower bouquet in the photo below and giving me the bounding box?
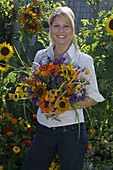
[20,56,90,119]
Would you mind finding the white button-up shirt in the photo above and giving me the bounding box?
[34,43,105,127]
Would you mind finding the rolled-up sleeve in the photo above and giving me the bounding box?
[84,56,105,102]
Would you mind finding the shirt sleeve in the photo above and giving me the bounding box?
[84,56,105,102]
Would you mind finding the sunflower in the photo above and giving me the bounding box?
[24,19,43,33]
[19,9,42,33]
[28,1,43,18]
[60,64,79,81]
[54,96,70,113]
[0,42,14,59]
[19,9,37,24]
[0,59,10,72]
[32,81,46,99]
[105,16,113,36]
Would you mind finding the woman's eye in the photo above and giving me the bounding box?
[54,25,59,27]
[64,25,69,27]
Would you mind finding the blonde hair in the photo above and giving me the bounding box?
[49,6,78,49]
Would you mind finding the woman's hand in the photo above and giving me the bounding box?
[44,110,60,118]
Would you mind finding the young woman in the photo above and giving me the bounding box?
[22,6,105,170]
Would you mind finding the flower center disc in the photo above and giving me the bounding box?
[59,101,66,108]
[1,47,9,56]
[37,87,44,96]
[109,19,113,30]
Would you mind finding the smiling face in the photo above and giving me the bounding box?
[50,15,73,47]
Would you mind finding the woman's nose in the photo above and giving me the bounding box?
[58,27,64,32]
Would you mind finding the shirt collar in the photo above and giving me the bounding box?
[46,43,78,61]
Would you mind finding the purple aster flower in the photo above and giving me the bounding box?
[47,55,52,62]
[54,57,66,65]
[32,96,38,105]
[20,75,26,82]
[69,94,78,103]
[55,76,63,84]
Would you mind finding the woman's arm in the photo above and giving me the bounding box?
[71,96,97,110]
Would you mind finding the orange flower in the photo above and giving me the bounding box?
[36,63,49,76]
[40,101,53,113]
[11,118,18,125]
[46,62,60,76]
[89,128,96,134]
[33,113,37,119]
[45,91,56,102]
[88,143,92,149]
[100,135,104,141]
[8,93,13,99]
[26,77,37,86]
[5,113,13,118]
[85,69,90,74]
[64,83,75,95]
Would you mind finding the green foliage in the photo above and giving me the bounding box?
[0,0,15,43]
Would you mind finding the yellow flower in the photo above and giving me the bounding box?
[13,146,20,154]
[0,42,14,59]
[0,59,10,72]
[24,121,31,128]
[100,135,104,141]
[15,84,28,98]
[0,165,4,170]
[88,143,92,149]
[75,85,83,93]
[89,128,96,134]
[54,96,70,113]
[105,16,113,36]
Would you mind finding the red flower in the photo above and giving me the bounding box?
[27,127,34,133]
[23,139,32,147]
[7,143,13,148]
[5,126,12,132]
